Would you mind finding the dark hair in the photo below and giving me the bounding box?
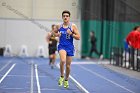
[133,26,140,30]
[91,31,94,34]
[51,24,55,28]
[62,10,71,17]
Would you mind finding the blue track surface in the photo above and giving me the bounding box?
[0,57,140,93]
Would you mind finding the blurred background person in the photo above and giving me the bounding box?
[126,26,140,69]
[46,24,58,69]
[89,31,103,59]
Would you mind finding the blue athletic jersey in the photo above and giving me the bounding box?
[58,23,74,56]
[58,23,73,46]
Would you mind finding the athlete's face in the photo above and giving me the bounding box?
[62,13,70,23]
[52,25,57,32]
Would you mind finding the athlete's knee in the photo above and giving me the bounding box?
[50,55,53,58]
[60,58,66,63]
[66,64,70,69]
[51,54,55,59]
[60,60,65,65]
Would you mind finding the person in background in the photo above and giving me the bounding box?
[46,24,58,69]
[126,26,140,48]
[126,26,140,69]
[124,39,129,52]
[89,31,103,59]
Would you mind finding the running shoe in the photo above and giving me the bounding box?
[64,80,69,88]
[58,76,64,86]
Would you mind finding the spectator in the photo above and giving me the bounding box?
[89,31,103,59]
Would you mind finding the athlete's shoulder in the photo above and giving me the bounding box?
[71,23,77,27]
[56,23,63,29]
[71,23,78,30]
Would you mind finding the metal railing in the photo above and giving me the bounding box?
[110,47,140,71]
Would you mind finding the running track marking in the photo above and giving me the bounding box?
[30,61,34,93]
[71,61,109,65]
[79,65,136,93]
[0,64,16,83]
[0,59,13,72]
[56,63,89,93]
[35,64,41,93]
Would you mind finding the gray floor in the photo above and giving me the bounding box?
[102,63,140,80]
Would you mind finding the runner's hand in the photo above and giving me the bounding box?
[67,29,73,35]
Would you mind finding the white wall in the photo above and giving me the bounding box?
[0,0,79,20]
[0,0,32,19]
[0,0,81,58]
[0,19,6,46]
[0,19,81,58]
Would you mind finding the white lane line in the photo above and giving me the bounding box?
[0,59,13,72]
[71,61,109,65]
[79,65,136,93]
[56,63,89,93]
[30,61,34,93]
[69,75,89,93]
[35,64,41,93]
[0,64,16,83]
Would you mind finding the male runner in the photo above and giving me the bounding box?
[46,24,58,69]
[52,10,80,88]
